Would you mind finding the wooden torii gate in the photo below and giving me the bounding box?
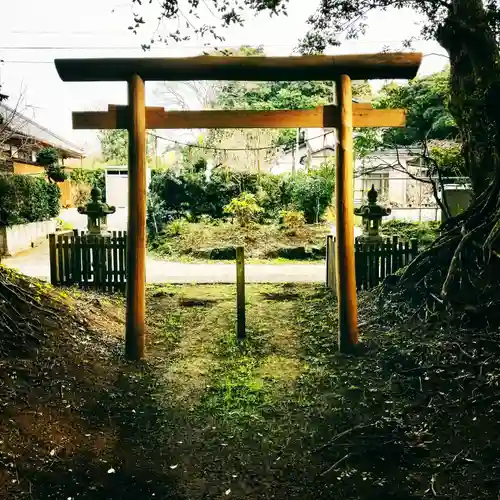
[55,52,422,359]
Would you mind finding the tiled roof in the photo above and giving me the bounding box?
[0,103,83,158]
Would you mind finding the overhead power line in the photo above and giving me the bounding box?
[148,130,335,152]
[0,52,449,64]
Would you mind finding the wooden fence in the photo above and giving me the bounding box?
[326,235,419,292]
[49,230,127,292]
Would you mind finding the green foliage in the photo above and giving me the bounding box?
[70,167,105,189]
[70,168,106,206]
[214,71,372,150]
[223,192,263,227]
[98,128,161,165]
[376,71,457,145]
[429,142,466,179]
[0,174,60,226]
[148,163,335,231]
[36,147,59,168]
[36,147,67,183]
[45,182,61,219]
[99,129,128,164]
[165,219,189,237]
[286,163,336,224]
[280,210,306,235]
[381,220,440,247]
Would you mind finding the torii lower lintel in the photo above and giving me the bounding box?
[72,104,407,130]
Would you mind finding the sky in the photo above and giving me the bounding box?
[0,0,449,155]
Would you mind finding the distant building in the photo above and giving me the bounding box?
[0,102,84,207]
[271,128,335,175]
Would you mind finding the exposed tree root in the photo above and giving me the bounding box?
[394,174,500,327]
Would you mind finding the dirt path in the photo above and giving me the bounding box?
[2,241,325,283]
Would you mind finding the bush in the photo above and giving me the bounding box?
[223,192,263,227]
[147,160,335,231]
[280,210,306,235]
[0,174,61,226]
[288,167,335,224]
[37,147,67,183]
[380,219,440,246]
[72,183,92,207]
[165,219,188,237]
[45,182,61,218]
[70,168,106,200]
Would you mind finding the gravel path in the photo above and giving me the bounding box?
[2,241,325,284]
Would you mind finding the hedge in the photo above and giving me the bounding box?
[380,219,440,247]
[148,163,335,233]
[0,174,61,226]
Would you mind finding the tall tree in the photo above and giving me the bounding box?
[296,0,500,316]
[131,0,500,320]
[99,129,155,165]
[99,130,129,165]
[376,70,457,145]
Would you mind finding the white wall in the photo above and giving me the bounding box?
[106,208,128,231]
[59,208,87,230]
[105,168,152,209]
[0,219,57,256]
[387,207,440,222]
[388,168,407,205]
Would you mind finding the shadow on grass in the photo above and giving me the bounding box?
[289,286,429,500]
[19,347,188,500]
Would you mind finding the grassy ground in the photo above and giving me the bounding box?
[148,222,330,262]
[2,274,500,499]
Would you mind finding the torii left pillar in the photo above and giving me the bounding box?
[126,74,146,360]
[335,75,358,352]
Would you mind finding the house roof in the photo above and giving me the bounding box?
[0,103,83,159]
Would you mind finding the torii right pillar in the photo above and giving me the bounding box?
[335,75,358,353]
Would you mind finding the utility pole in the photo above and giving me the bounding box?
[294,127,301,175]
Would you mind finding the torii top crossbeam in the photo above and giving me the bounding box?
[55,52,422,82]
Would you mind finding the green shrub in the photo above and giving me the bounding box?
[224,192,263,227]
[380,219,440,246]
[286,164,335,224]
[45,182,61,218]
[0,174,61,226]
[280,210,306,235]
[165,219,188,237]
[37,147,67,183]
[70,168,106,200]
[147,160,335,230]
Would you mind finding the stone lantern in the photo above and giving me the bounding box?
[78,187,116,235]
[354,185,391,243]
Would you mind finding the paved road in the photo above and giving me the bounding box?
[2,241,325,284]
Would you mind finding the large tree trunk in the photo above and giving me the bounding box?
[395,0,500,324]
[436,0,500,197]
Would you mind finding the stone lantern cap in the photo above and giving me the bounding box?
[354,185,392,219]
